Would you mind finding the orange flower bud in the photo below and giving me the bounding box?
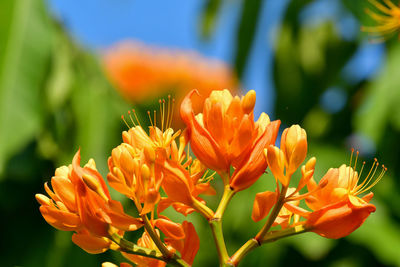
[251,191,277,222]
[280,125,307,175]
[265,146,287,186]
[181,89,279,185]
[37,150,142,253]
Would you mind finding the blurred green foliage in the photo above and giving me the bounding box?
[1,0,400,266]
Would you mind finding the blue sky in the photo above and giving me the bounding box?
[48,0,383,118]
[48,0,290,117]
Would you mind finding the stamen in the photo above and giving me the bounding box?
[354,159,377,193]
[154,110,157,129]
[159,99,164,132]
[162,99,166,132]
[166,95,171,129]
[349,151,359,190]
[132,109,142,128]
[354,158,385,195]
[121,115,130,129]
[128,110,136,127]
[349,148,354,167]
[147,111,154,129]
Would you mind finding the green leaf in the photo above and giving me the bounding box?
[355,43,400,143]
[0,0,53,176]
[199,0,222,39]
[234,0,263,78]
[71,53,130,174]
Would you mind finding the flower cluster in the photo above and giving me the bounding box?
[37,89,385,266]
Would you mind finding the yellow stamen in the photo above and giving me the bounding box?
[121,115,130,129]
[128,110,137,127]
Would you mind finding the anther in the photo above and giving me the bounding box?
[121,115,130,129]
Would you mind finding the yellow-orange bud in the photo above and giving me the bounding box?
[242,90,256,114]
[281,125,307,175]
[82,174,108,201]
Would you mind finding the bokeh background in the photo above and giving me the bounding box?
[1,0,400,266]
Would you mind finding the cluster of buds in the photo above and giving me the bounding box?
[36,89,386,266]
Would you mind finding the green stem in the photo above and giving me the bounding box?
[228,186,288,266]
[215,185,235,219]
[192,197,214,219]
[228,239,259,266]
[255,186,288,241]
[111,233,190,267]
[208,185,235,266]
[262,224,308,244]
[141,214,173,259]
[229,225,308,266]
[209,219,232,267]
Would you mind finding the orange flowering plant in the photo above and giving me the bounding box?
[36,89,386,266]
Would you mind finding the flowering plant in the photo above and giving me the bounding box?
[36,89,385,267]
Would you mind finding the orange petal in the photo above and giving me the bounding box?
[141,188,161,215]
[288,137,307,175]
[72,233,111,254]
[305,198,376,239]
[172,203,195,216]
[266,145,287,186]
[230,120,280,191]
[179,221,200,265]
[105,200,143,231]
[51,176,76,212]
[39,205,81,231]
[180,90,229,172]
[251,191,277,222]
[155,217,185,239]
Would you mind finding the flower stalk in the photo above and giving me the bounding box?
[111,233,190,267]
[140,214,174,260]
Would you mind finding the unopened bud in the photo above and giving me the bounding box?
[242,90,256,114]
[144,145,155,162]
[35,194,51,206]
[82,174,108,201]
[141,164,151,181]
[305,157,316,171]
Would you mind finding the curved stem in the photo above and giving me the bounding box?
[111,233,190,267]
[209,185,235,266]
[141,214,173,259]
[215,185,235,219]
[228,239,259,266]
[255,186,288,241]
[261,224,308,244]
[229,225,308,266]
[209,219,232,267]
[192,197,214,219]
[229,186,288,266]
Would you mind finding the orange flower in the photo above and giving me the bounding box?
[303,157,386,238]
[181,89,280,189]
[108,102,184,215]
[36,150,143,253]
[108,143,163,215]
[362,0,400,40]
[103,41,238,129]
[265,125,307,187]
[157,157,216,216]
